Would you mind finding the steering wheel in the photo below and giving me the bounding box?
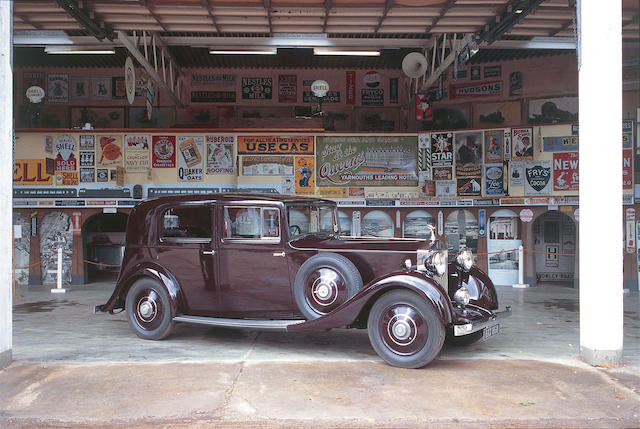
[289,225,301,235]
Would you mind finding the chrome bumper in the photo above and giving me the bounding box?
[453,306,512,337]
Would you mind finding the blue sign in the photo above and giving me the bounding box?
[543,136,578,151]
[478,209,486,237]
[484,165,504,196]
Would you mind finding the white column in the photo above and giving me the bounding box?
[579,0,623,365]
[0,0,13,369]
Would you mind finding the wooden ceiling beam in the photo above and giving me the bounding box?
[322,0,332,33]
[374,0,394,34]
[201,0,220,32]
[264,0,273,35]
[13,13,42,29]
[139,0,170,33]
[425,0,457,34]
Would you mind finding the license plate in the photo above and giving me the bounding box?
[483,324,500,341]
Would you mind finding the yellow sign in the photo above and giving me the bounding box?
[238,136,314,154]
[116,166,125,187]
[295,156,315,195]
[317,187,347,198]
[13,160,52,185]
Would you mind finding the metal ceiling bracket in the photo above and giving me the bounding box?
[54,0,112,41]
[420,33,476,92]
[117,30,183,107]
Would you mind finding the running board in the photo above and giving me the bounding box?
[173,315,306,332]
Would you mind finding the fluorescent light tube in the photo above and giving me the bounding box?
[209,48,277,55]
[45,47,115,54]
[313,48,380,56]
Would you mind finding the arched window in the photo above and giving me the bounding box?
[362,210,394,237]
[403,210,435,239]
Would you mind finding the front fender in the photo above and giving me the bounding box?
[288,270,453,332]
[99,261,184,317]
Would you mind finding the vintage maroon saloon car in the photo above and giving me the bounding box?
[96,193,510,368]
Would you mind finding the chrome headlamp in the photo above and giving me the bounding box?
[456,248,474,272]
[418,249,447,276]
[454,287,470,306]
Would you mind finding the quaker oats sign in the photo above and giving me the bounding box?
[124,134,151,173]
[178,136,204,181]
[431,133,454,167]
[525,160,553,195]
[316,136,418,187]
[206,135,235,174]
[152,135,176,168]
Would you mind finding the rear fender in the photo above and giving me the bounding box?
[288,271,453,332]
[99,262,184,316]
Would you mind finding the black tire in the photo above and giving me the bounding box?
[294,252,363,320]
[367,290,445,369]
[125,278,174,340]
[445,329,483,347]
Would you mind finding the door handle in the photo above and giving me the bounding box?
[202,250,216,255]
[273,251,286,257]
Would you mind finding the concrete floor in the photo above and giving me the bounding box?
[1,281,639,427]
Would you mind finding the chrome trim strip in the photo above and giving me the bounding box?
[453,306,512,336]
[288,245,422,254]
[173,315,305,331]
[160,237,212,244]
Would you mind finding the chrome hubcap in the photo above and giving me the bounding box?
[312,277,338,306]
[392,321,410,340]
[137,297,157,322]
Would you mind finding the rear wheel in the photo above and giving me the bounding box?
[125,278,174,340]
[367,290,445,368]
[294,252,363,320]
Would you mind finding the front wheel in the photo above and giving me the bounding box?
[125,278,174,340]
[367,290,445,369]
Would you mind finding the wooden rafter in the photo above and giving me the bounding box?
[374,0,394,34]
[139,0,169,33]
[424,0,456,34]
[322,0,331,34]
[264,0,273,35]
[200,0,219,33]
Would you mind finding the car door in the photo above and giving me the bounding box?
[216,203,293,318]
[155,202,220,315]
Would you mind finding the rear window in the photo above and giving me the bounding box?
[162,206,211,241]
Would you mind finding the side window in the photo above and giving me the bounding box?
[262,208,280,238]
[162,206,211,241]
[224,206,280,240]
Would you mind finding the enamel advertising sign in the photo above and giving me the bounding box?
[525,160,553,195]
[237,136,314,155]
[316,136,417,187]
[431,133,454,167]
[553,152,579,191]
[152,136,176,168]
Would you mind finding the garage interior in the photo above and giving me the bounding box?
[1,1,639,425]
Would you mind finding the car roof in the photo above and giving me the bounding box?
[136,193,335,208]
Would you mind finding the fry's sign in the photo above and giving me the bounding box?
[14,160,53,185]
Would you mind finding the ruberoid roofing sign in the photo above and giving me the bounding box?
[449,81,503,99]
